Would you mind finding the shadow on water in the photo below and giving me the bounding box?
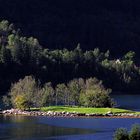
[1,115,140,140]
[111,94,140,111]
[0,115,96,140]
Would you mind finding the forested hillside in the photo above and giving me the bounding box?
[0,20,140,96]
[0,0,140,58]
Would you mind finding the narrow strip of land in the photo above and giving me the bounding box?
[2,106,140,118]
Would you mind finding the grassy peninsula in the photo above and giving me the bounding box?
[38,106,136,114]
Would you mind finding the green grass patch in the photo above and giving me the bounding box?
[38,106,135,114]
[133,112,140,115]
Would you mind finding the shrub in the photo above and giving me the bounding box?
[114,128,129,140]
[79,78,113,107]
[129,124,140,140]
[2,95,11,108]
[114,124,140,140]
[13,94,31,110]
[9,76,42,109]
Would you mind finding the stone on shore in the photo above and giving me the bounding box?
[1,109,140,118]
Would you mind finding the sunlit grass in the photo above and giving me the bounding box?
[38,106,135,114]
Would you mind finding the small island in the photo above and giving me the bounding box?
[2,106,140,118]
[1,73,140,118]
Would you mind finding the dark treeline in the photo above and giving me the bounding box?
[1,0,140,58]
[0,20,140,96]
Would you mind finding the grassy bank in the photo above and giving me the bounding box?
[37,106,136,114]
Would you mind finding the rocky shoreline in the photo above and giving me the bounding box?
[1,109,140,118]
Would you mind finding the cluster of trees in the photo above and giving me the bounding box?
[114,124,140,140]
[0,20,139,96]
[3,76,113,110]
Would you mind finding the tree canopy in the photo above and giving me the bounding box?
[6,76,113,109]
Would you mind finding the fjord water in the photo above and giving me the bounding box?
[1,94,140,140]
[1,115,140,140]
[111,94,140,111]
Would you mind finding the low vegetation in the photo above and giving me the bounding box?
[114,124,140,140]
[40,106,133,114]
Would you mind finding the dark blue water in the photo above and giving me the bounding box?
[112,94,140,111]
[1,115,140,140]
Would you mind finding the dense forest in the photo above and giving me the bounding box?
[0,20,140,97]
[0,0,140,59]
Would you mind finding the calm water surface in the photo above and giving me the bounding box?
[112,94,140,111]
[1,94,140,140]
[1,115,140,140]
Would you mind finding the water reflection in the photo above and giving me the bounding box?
[0,115,94,140]
[1,115,140,140]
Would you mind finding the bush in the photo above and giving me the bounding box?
[2,95,11,108]
[79,78,113,107]
[114,124,140,140]
[114,128,129,140]
[9,76,43,109]
[13,95,31,110]
[129,124,140,140]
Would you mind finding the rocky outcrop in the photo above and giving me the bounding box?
[1,109,140,118]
